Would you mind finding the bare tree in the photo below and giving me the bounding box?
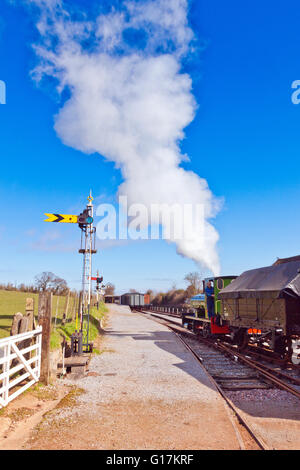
[51,277,69,295]
[184,272,202,294]
[35,272,54,291]
[105,283,115,296]
[35,271,68,295]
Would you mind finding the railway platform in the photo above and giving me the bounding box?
[27,304,242,450]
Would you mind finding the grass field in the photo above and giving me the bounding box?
[0,290,108,350]
[50,303,108,351]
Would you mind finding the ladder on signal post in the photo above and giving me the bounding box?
[79,193,97,352]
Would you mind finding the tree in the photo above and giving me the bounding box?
[152,292,164,306]
[105,283,115,296]
[51,277,68,295]
[185,284,197,298]
[35,272,54,291]
[34,271,69,295]
[146,289,154,302]
[146,272,203,307]
[184,272,202,293]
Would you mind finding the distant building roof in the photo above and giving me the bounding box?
[121,292,145,296]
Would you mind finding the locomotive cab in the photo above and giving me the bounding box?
[203,276,237,316]
[183,276,236,337]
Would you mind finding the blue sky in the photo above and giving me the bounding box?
[0,0,300,294]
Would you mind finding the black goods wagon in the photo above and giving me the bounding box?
[219,256,300,363]
[121,293,145,308]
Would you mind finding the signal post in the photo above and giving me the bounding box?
[44,192,98,353]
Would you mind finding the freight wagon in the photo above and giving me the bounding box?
[121,293,145,307]
[219,255,300,362]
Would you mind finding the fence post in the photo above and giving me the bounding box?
[38,291,52,385]
[77,292,83,330]
[54,296,60,329]
[10,312,23,336]
[18,315,30,360]
[25,298,35,331]
[72,294,77,321]
[64,290,70,322]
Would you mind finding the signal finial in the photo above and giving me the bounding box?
[87,190,93,205]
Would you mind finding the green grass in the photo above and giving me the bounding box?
[0,290,38,338]
[50,304,108,350]
[0,290,73,339]
[0,290,74,338]
[0,290,108,352]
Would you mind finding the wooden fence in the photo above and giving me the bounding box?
[0,326,42,408]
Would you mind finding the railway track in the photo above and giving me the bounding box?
[145,310,300,399]
[146,310,300,375]
[137,309,300,450]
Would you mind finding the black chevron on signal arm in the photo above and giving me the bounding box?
[53,214,64,222]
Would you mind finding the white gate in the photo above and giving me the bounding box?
[0,326,42,408]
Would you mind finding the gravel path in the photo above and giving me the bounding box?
[26,305,241,450]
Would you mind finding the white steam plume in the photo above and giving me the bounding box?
[28,0,221,274]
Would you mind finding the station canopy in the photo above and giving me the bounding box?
[219,256,300,300]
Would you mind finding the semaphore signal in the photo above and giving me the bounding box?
[44,213,79,223]
[44,191,97,353]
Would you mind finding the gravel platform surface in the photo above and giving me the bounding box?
[26,304,242,450]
